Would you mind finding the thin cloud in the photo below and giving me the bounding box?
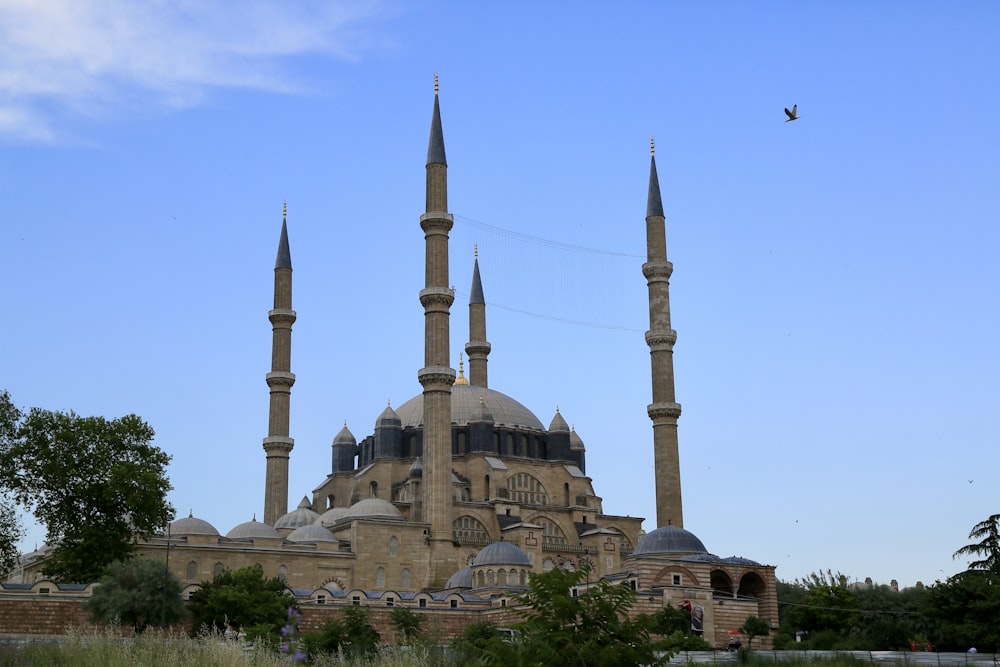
[0,0,390,143]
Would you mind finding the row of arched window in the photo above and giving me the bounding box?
[374,566,410,590]
[184,561,288,583]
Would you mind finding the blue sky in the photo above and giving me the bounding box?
[2,1,997,589]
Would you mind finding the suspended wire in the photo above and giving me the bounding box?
[454,214,645,258]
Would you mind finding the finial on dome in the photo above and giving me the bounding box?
[434,72,439,95]
[188,509,193,518]
[252,513,257,521]
[455,353,469,385]
[650,136,655,156]
[343,420,347,427]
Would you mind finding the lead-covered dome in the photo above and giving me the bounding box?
[396,385,544,431]
[472,541,531,567]
[170,512,219,536]
[342,497,404,521]
[633,526,708,556]
[226,518,280,540]
[275,497,320,530]
[315,507,349,527]
[446,566,473,589]
[286,524,338,543]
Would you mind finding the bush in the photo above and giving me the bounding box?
[83,557,186,633]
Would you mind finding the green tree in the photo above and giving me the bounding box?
[739,615,770,649]
[304,605,381,658]
[799,584,859,635]
[647,604,711,652]
[923,570,1000,652]
[953,513,1000,574]
[510,567,669,667]
[0,392,26,575]
[188,564,297,636]
[83,557,186,633]
[389,606,424,645]
[0,394,173,583]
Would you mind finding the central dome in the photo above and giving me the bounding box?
[395,385,545,432]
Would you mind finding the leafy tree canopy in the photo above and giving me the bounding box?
[0,392,173,583]
[83,556,186,633]
[188,564,297,636]
[739,615,771,649]
[304,605,381,658]
[953,513,1000,574]
[0,392,25,575]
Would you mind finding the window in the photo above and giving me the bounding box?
[401,568,411,590]
[375,567,385,589]
[452,515,489,543]
[389,536,399,556]
[369,481,378,498]
[501,598,508,607]
[450,599,458,608]
[672,574,681,586]
[213,562,224,578]
[386,597,395,607]
[539,518,567,547]
[186,560,197,580]
[418,598,427,608]
[317,595,326,605]
[278,565,288,582]
[498,569,507,585]
[507,473,548,505]
[352,596,361,606]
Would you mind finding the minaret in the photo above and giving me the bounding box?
[644,139,684,528]
[418,75,457,584]
[262,203,297,526]
[465,245,491,387]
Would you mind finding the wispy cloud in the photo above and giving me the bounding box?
[0,0,389,143]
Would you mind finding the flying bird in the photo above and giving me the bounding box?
[784,104,799,122]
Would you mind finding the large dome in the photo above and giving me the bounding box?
[633,526,708,556]
[395,385,545,431]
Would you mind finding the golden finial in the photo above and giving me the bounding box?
[283,200,287,219]
[455,353,469,385]
[434,72,439,95]
[650,136,655,156]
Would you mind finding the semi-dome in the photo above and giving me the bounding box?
[226,518,280,540]
[275,497,320,530]
[472,541,531,567]
[170,512,219,536]
[315,507,349,527]
[446,566,473,589]
[286,524,338,543]
[342,497,404,521]
[396,385,544,431]
[633,526,708,556]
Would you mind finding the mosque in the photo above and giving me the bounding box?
[11,84,778,646]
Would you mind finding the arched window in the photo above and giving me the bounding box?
[537,517,568,547]
[277,565,288,582]
[369,481,378,498]
[452,515,490,544]
[185,560,197,580]
[487,570,495,585]
[542,558,555,572]
[477,571,486,587]
[213,562,224,578]
[507,473,548,505]
[376,567,385,589]
[389,536,399,556]
[326,494,335,509]
[498,569,507,585]
[401,568,411,590]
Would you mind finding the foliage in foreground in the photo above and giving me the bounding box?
[188,565,298,638]
[83,556,187,633]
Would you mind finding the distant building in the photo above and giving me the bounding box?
[11,85,777,648]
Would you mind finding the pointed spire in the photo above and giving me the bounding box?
[427,74,447,166]
[275,202,292,269]
[470,247,485,305]
[647,137,664,219]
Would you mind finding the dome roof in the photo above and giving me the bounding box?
[446,566,473,589]
[343,497,404,521]
[170,512,219,536]
[408,457,423,478]
[633,526,708,556]
[375,403,401,428]
[549,408,569,433]
[396,385,544,431]
[569,426,585,451]
[718,555,762,566]
[286,524,338,543]
[315,507,350,527]
[226,518,280,540]
[472,541,531,567]
[333,423,356,447]
[275,497,320,530]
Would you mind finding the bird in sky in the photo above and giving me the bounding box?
[784,104,799,122]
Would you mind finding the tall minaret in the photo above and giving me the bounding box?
[418,76,457,584]
[644,140,684,528]
[465,245,491,387]
[262,203,297,526]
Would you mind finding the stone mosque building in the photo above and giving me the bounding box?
[11,85,778,646]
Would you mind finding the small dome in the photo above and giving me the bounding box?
[718,555,762,566]
[287,524,338,543]
[472,541,531,567]
[569,426,585,451]
[633,526,708,556]
[375,402,401,428]
[226,518,280,540]
[408,457,423,479]
[275,497,320,530]
[332,422,356,447]
[315,507,350,527]
[343,497,404,521]
[170,512,219,536]
[549,408,569,433]
[446,566,473,589]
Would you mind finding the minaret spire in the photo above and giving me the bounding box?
[263,202,297,525]
[465,244,491,387]
[418,77,457,585]
[643,144,684,528]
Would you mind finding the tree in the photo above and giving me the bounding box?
[509,567,669,667]
[739,615,770,649]
[83,557,186,634]
[304,606,381,659]
[0,392,25,575]
[923,570,1000,652]
[953,513,1000,574]
[0,394,174,582]
[389,606,424,645]
[188,564,297,636]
